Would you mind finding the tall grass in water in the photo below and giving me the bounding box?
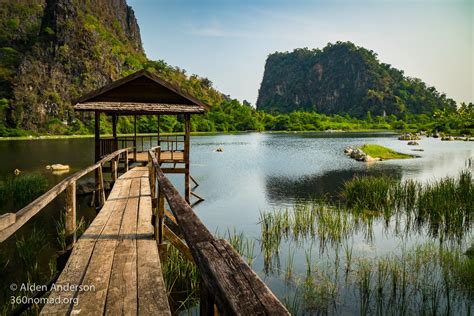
[342,175,396,212]
[162,229,256,314]
[162,246,199,312]
[55,212,86,251]
[278,241,473,315]
[0,174,48,210]
[342,170,473,242]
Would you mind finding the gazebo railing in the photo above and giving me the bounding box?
[148,146,289,315]
[99,134,185,159]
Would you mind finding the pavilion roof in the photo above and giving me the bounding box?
[74,69,209,115]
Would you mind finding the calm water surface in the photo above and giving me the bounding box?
[0,132,472,314]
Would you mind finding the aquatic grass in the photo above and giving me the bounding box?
[342,175,396,211]
[55,213,86,251]
[162,246,199,312]
[15,227,47,271]
[285,247,294,282]
[359,144,413,159]
[223,228,256,266]
[0,174,48,210]
[341,170,473,243]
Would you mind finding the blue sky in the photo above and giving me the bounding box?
[128,0,473,105]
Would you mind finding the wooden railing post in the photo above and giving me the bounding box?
[65,181,76,249]
[125,150,129,172]
[98,164,106,206]
[111,159,118,183]
[157,187,164,244]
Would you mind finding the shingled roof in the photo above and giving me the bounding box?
[74,69,209,115]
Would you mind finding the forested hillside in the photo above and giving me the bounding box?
[0,0,225,135]
[257,42,457,118]
[0,2,471,136]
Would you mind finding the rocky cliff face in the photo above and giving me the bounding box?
[0,0,145,130]
[256,42,456,118]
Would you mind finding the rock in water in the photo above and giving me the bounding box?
[51,164,70,171]
[407,141,419,146]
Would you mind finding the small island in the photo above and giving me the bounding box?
[345,144,414,162]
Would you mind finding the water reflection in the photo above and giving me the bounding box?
[264,168,404,204]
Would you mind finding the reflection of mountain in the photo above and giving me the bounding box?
[265,168,403,204]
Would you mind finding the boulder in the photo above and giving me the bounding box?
[344,147,353,155]
[51,164,70,171]
[398,133,420,141]
[364,155,381,162]
[441,136,454,141]
[407,141,419,146]
[350,148,367,161]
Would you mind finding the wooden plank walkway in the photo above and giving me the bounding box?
[41,167,171,315]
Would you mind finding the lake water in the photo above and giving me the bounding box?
[0,132,472,314]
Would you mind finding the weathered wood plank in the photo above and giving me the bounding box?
[137,239,171,315]
[105,196,139,315]
[140,177,150,196]
[41,180,132,315]
[136,190,171,314]
[164,224,194,263]
[69,180,132,315]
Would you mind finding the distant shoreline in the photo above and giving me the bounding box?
[0,129,398,141]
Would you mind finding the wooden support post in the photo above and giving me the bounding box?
[133,115,137,161]
[112,114,118,151]
[157,187,165,244]
[184,114,191,204]
[98,164,106,205]
[65,181,76,249]
[125,150,129,172]
[94,111,100,206]
[200,282,215,316]
[111,159,117,183]
[94,111,100,162]
[157,115,160,147]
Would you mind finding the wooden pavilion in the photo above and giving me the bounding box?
[74,69,209,203]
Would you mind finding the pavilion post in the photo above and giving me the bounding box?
[184,114,191,204]
[94,111,100,207]
[134,115,137,161]
[157,115,160,148]
[94,111,100,162]
[112,114,118,151]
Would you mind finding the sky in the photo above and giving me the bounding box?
[128,0,473,105]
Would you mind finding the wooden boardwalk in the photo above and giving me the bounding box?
[41,167,171,315]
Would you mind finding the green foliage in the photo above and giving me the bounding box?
[359,144,413,159]
[257,41,457,118]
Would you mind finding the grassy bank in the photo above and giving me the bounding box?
[359,144,413,159]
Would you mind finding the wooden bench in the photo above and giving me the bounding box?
[41,167,171,315]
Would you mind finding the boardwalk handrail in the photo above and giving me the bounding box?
[148,147,289,315]
[0,148,130,243]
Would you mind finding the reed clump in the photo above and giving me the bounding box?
[279,241,472,315]
[342,170,473,242]
[0,174,48,210]
[162,246,199,312]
